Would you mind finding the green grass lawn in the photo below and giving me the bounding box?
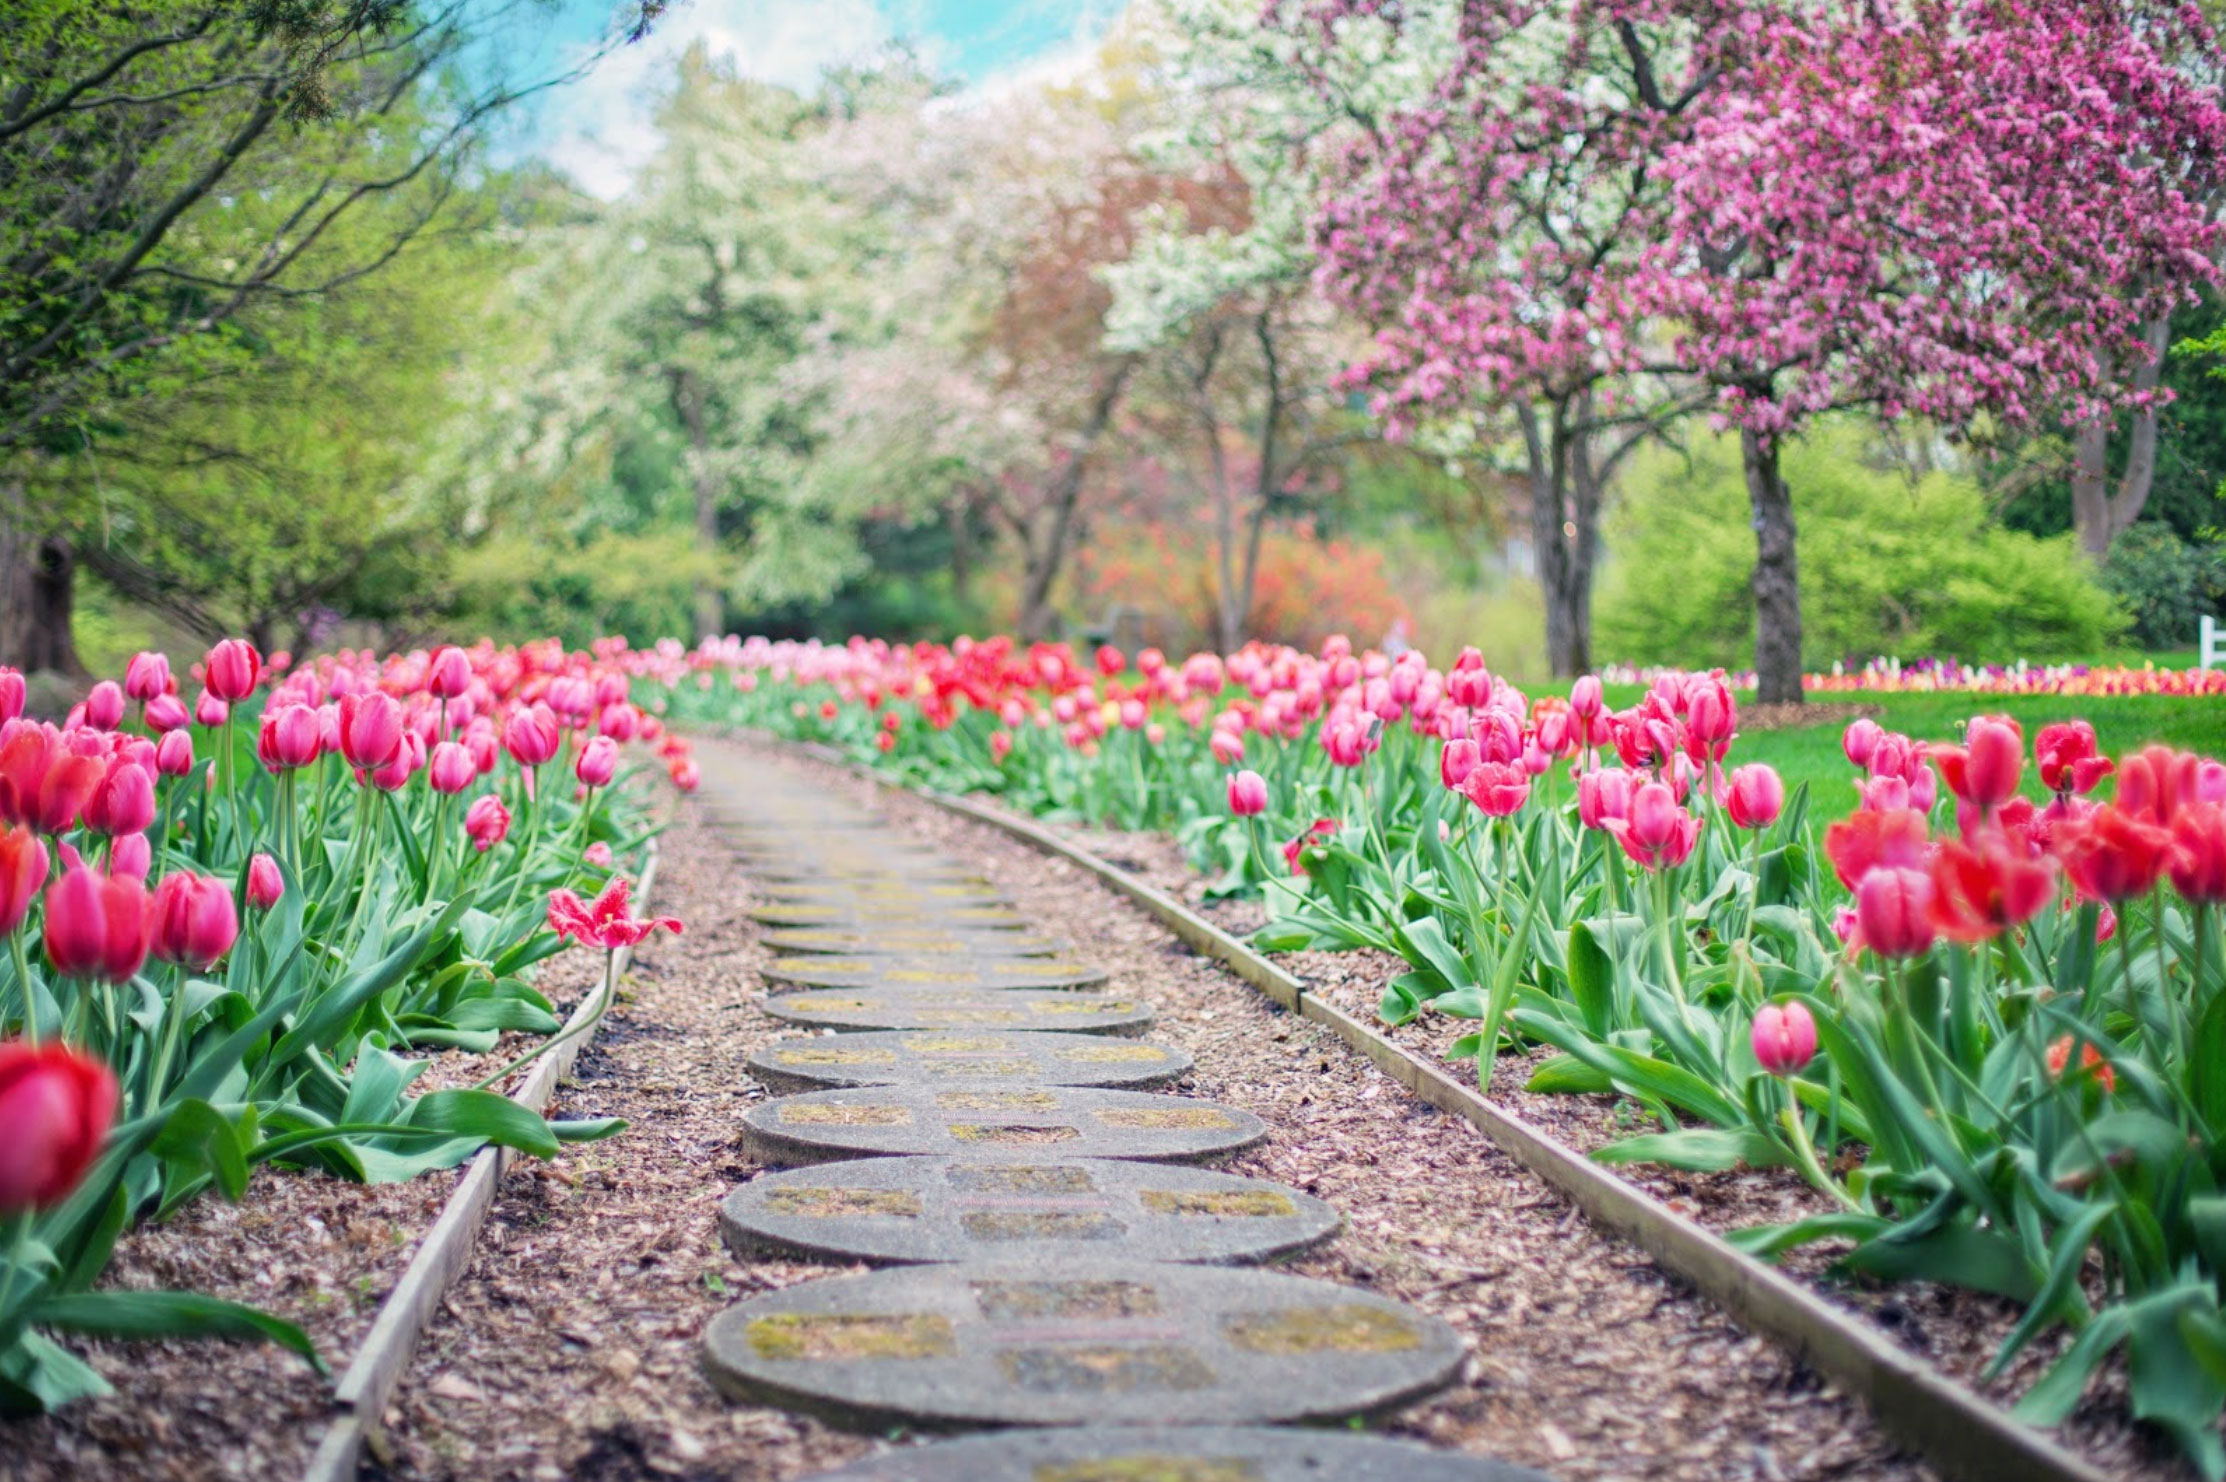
[1596,686,2225,807]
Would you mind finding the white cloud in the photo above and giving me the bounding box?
[539,0,895,198]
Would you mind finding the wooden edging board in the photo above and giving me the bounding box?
[299,839,660,1482]
[776,738,2110,1482]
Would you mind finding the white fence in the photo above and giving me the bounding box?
[2205,613,2222,672]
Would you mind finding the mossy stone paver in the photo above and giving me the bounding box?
[804,1425,1554,1480]
[761,927,1066,958]
[720,1157,1338,1266]
[699,1259,1464,1430]
[743,1086,1264,1166]
[746,1030,1191,1094]
[757,883,1011,909]
[748,902,1032,929]
[762,956,1108,994]
[763,989,1154,1037]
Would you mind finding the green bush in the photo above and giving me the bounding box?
[1597,423,2128,668]
[2099,522,2225,649]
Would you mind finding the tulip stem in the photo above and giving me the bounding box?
[11,931,37,1047]
[468,948,615,1093]
[0,1211,35,1325]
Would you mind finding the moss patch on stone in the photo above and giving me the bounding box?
[946,1123,1081,1145]
[780,1103,912,1126]
[1094,1107,1236,1130]
[1221,1305,1421,1356]
[960,1211,1126,1241]
[1139,1190,1297,1219]
[743,1313,955,1361]
[934,1089,1059,1111]
[1035,1458,1262,1482]
[762,1188,924,1219]
[946,1165,1097,1194]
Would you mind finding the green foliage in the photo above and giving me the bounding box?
[2100,523,2226,648]
[1599,424,2127,667]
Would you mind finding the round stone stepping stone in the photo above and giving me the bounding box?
[722,1158,1339,1267]
[746,1030,1191,1094]
[761,928,1065,958]
[742,1086,1263,1166]
[757,885,1011,911]
[806,1426,1554,1481]
[700,1259,1464,1430]
[763,989,1154,1037]
[747,902,1031,929]
[761,956,1107,993]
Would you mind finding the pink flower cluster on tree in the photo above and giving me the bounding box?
[1292,0,2226,700]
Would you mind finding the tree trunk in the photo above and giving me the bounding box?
[2071,314,2171,561]
[0,524,82,677]
[1015,360,1132,644]
[1518,401,1594,677]
[668,368,724,643]
[1743,427,1803,706]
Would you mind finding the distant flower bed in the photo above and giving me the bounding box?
[1598,658,2225,695]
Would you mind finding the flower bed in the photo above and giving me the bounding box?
[1,638,689,1416]
[649,632,2226,1476]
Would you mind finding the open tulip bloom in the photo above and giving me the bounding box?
[658,633,2226,1468]
[0,637,679,1414]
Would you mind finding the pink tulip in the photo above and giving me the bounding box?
[151,872,238,970]
[1751,1002,1818,1076]
[337,692,403,771]
[124,651,171,704]
[427,741,476,795]
[1855,867,1936,958]
[503,704,560,768]
[1724,764,1785,830]
[143,693,189,733]
[368,731,423,791]
[1605,781,1702,871]
[0,1042,117,1216]
[0,827,48,935]
[1460,761,1531,817]
[84,758,154,837]
[1209,728,1244,765]
[465,794,511,852]
[83,680,125,731]
[203,640,260,703]
[597,702,638,742]
[1569,674,1603,720]
[257,703,323,772]
[584,841,613,868]
[1228,769,1268,817]
[1577,768,1635,832]
[44,865,149,981]
[108,833,150,882]
[0,670,23,723]
[246,853,284,910]
[1440,738,1482,790]
[193,690,229,728]
[1842,718,1884,769]
[576,735,619,789]
[426,645,472,700]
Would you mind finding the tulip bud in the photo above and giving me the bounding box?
[43,865,149,981]
[503,705,560,768]
[84,758,154,837]
[668,758,700,792]
[1724,764,1786,830]
[1439,738,1481,790]
[125,651,172,703]
[1228,769,1268,817]
[368,731,424,791]
[465,794,511,852]
[203,639,261,703]
[584,841,613,868]
[83,680,125,731]
[426,645,472,700]
[1855,866,1936,958]
[0,670,23,723]
[1750,1002,1818,1077]
[1569,674,1603,720]
[597,702,638,743]
[0,826,48,935]
[246,853,284,910]
[257,703,323,773]
[338,692,404,771]
[1842,718,1884,770]
[143,693,189,733]
[194,690,229,728]
[0,1042,118,1215]
[109,833,150,881]
[427,741,476,795]
[576,735,619,789]
[151,871,238,970]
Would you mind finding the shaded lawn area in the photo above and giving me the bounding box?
[1598,686,2225,806]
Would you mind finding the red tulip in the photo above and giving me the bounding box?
[426,645,472,700]
[1723,764,1785,830]
[43,865,149,981]
[124,650,171,703]
[1823,807,1930,891]
[1934,716,2023,811]
[1095,645,1126,678]
[2047,1035,2116,1095]
[0,1041,117,1215]
[2118,745,2202,827]
[0,826,48,934]
[246,852,284,910]
[35,747,104,837]
[1282,818,1339,876]
[575,735,619,789]
[151,872,238,970]
[1460,761,1531,817]
[1227,769,1268,817]
[1750,1001,1817,1076]
[337,692,403,770]
[547,876,681,951]
[2056,807,2173,902]
[1856,866,1935,958]
[2168,804,2226,904]
[2035,721,2112,798]
[465,794,511,852]
[203,639,261,703]
[1927,835,2056,943]
[257,703,323,773]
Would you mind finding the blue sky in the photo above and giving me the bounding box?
[494,0,1120,197]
